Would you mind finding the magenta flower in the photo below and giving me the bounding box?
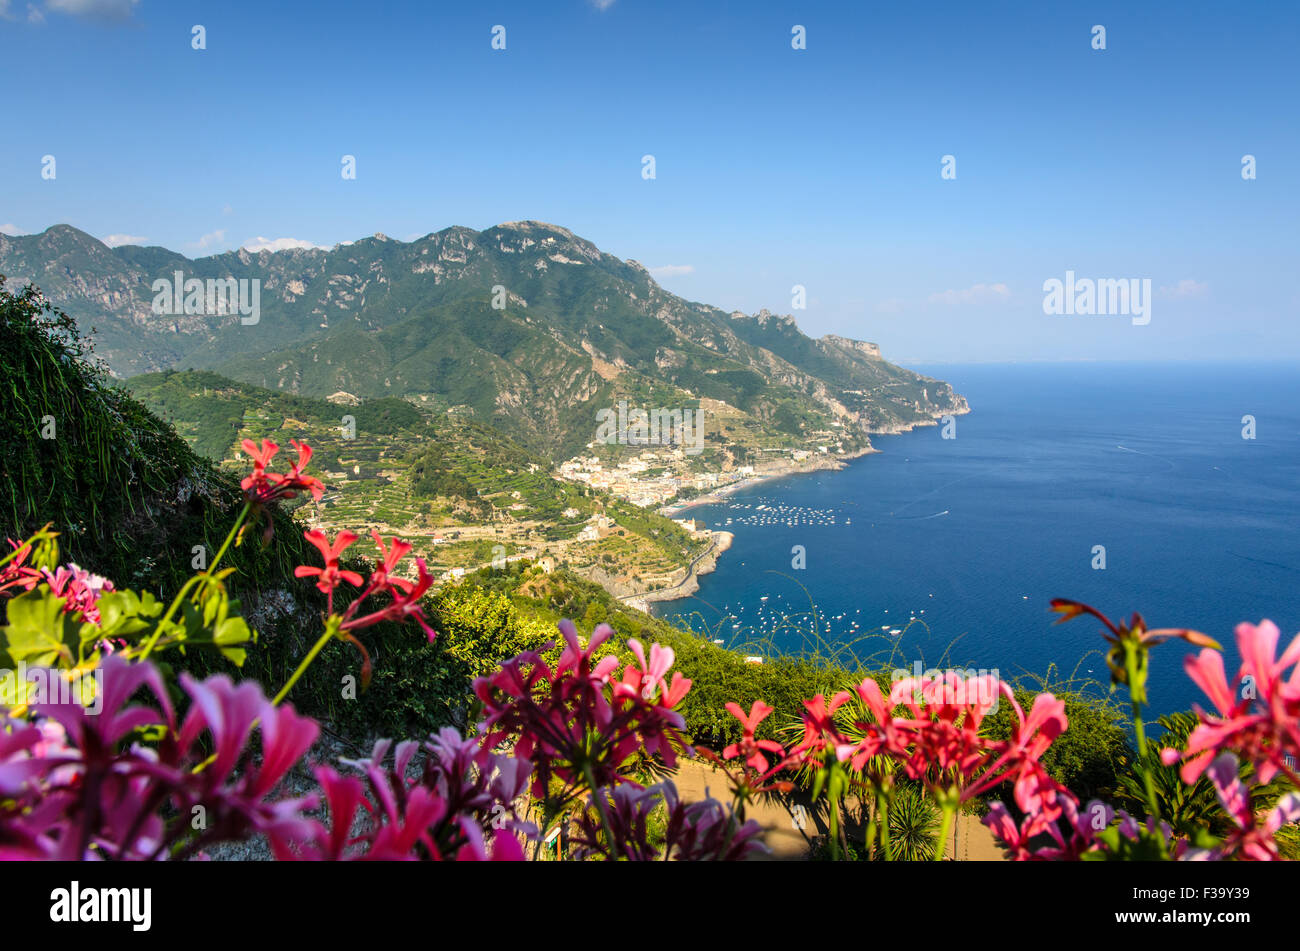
[475,621,691,800]
[1201,752,1300,861]
[2,656,320,860]
[281,730,534,861]
[572,781,766,861]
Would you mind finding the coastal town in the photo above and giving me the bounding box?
[554,439,855,512]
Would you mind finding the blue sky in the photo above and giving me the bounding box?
[2,0,1296,362]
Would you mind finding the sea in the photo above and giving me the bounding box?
[653,362,1300,719]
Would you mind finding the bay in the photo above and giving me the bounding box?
[654,362,1300,718]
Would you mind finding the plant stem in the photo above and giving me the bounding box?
[136,502,251,662]
[1132,700,1161,821]
[207,501,251,573]
[273,626,334,706]
[878,791,892,861]
[582,763,617,861]
[935,800,956,862]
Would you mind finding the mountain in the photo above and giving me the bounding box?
[0,222,968,459]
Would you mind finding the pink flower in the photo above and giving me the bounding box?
[5,657,320,860]
[616,639,676,702]
[889,672,1003,781]
[965,691,1069,828]
[1176,621,1300,787]
[1202,752,1300,861]
[282,730,534,861]
[721,700,786,772]
[40,563,114,623]
[474,621,691,799]
[791,692,855,764]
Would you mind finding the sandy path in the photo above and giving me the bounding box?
[671,758,1006,861]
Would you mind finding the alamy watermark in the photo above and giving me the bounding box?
[594,400,705,455]
[0,662,103,714]
[151,270,260,325]
[889,662,1002,712]
[1042,270,1151,326]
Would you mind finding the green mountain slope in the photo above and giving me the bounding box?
[1,221,968,460]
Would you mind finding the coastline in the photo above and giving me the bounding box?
[620,530,733,613]
[658,446,875,519]
[635,406,970,610]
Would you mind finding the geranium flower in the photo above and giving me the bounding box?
[39,563,114,623]
[1174,620,1300,787]
[294,529,363,596]
[571,781,766,861]
[282,730,534,861]
[241,438,325,504]
[722,700,785,772]
[0,539,43,597]
[475,621,691,800]
[346,557,437,642]
[4,657,320,860]
[1202,752,1300,861]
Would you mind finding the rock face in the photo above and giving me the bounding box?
[0,221,968,459]
[822,334,882,359]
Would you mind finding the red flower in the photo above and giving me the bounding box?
[790,692,855,765]
[369,531,413,592]
[241,438,325,504]
[294,529,363,596]
[722,701,785,772]
[0,539,42,597]
[341,556,438,643]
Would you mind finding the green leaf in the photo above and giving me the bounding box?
[0,589,78,668]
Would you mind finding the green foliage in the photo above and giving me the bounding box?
[886,784,941,861]
[1114,712,1290,840]
[433,585,552,681]
[0,280,312,600]
[409,444,477,500]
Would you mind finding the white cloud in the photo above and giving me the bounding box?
[101,233,146,248]
[649,264,694,279]
[2,1,42,22]
[0,223,24,236]
[1158,279,1208,299]
[46,0,138,20]
[241,236,327,253]
[589,0,617,9]
[926,282,1011,306]
[190,229,227,251]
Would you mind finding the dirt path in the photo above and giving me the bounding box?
[671,758,1006,861]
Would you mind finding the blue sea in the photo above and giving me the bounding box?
[655,363,1300,718]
